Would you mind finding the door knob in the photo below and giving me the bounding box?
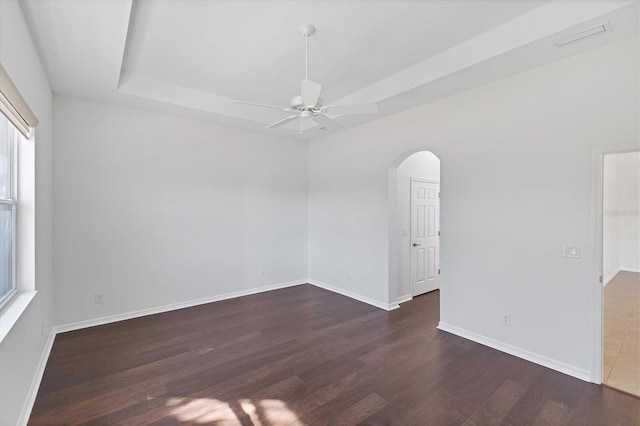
[413,243,421,247]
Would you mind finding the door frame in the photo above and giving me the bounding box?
[409,178,440,297]
[591,141,639,383]
[387,149,441,306]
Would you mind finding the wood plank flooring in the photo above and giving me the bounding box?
[30,285,640,425]
[604,271,640,396]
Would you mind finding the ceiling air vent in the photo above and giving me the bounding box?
[554,23,611,47]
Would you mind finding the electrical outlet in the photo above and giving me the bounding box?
[346,273,351,281]
[94,294,103,304]
[260,270,265,277]
[269,269,274,277]
[502,313,511,327]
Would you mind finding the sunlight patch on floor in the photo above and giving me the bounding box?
[167,397,304,425]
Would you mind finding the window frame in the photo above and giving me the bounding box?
[0,116,18,311]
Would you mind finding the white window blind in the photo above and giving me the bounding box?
[0,63,38,138]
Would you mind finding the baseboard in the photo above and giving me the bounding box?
[620,266,640,273]
[437,322,592,382]
[55,279,307,334]
[17,329,56,425]
[397,294,413,304]
[308,279,399,311]
[23,278,390,424]
[603,270,619,286]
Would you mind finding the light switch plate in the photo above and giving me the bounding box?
[562,244,580,258]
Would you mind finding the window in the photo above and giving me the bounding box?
[0,112,17,309]
[0,65,38,333]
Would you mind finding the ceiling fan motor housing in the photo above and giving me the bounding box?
[291,95,323,111]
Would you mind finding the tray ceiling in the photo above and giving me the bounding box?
[19,0,639,139]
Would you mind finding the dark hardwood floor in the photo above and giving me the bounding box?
[30,285,639,425]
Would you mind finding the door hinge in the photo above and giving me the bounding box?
[438,230,440,236]
[599,275,603,283]
[438,192,440,198]
[438,269,441,275]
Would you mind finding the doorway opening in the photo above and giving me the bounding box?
[393,151,441,304]
[601,151,639,396]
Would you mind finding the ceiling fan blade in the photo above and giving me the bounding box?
[266,114,300,129]
[301,79,322,107]
[299,115,316,134]
[235,100,291,112]
[323,103,378,115]
[313,114,344,131]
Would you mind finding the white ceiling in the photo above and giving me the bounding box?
[19,0,639,140]
[124,1,547,106]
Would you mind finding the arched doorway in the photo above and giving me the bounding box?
[388,150,441,305]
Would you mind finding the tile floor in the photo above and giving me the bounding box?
[603,271,640,397]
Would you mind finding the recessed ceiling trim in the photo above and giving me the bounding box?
[117,0,138,90]
[328,1,633,110]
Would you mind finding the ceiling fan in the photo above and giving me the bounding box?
[235,24,378,133]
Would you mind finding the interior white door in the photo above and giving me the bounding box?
[410,179,440,296]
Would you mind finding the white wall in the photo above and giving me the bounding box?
[396,152,440,299]
[604,151,640,283]
[54,96,308,326]
[308,37,639,377]
[0,0,54,424]
[617,152,640,272]
[603,155,620,283]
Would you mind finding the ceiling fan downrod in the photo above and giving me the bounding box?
[299,24,315,81]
